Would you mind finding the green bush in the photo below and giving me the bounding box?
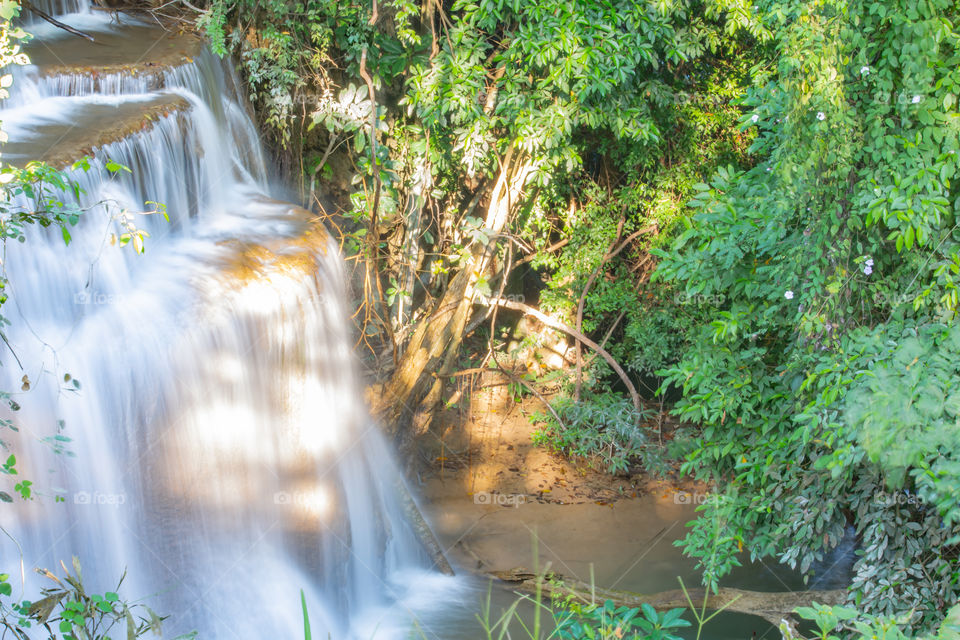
[532,394,661,475]
[0,559,191,640]
[555,600,690,640]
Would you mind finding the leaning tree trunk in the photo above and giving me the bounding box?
[371,265,473,438]
[370,149,534,443]
[490,568,847,628]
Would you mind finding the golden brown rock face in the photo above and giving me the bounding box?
[214,203,331,286]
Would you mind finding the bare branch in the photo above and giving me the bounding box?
[480,296,644,421]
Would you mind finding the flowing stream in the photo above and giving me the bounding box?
[1,7,456,638]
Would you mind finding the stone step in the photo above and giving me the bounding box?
[20,0,91,23]
[10,19,206,104]
[1,92,189,168]
[23,21,203,78]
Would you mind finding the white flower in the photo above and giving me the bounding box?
[865,258,874,267]
[751,114,759,123]
[860,66,870,75]
[863,265,873,275]
[784,290,795,300]
[816,111,826,121]
[912,95,922,104]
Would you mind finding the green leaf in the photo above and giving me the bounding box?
[0,0,19,20]
[104,160,132,174]
[300,589,312,640]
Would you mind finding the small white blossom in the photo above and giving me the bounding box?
[751,114,759,123]
[863,265,873,275]
[860,66,870,75]
[865,258,874,267]
[784,290,795,300]
[816,111,826,121]
[912,94,922,104]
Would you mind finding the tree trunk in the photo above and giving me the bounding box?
[371,265,473,439]
[370,151,534,442]
[490,568,847,628]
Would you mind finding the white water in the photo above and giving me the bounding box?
[22,0,92,23]
[1,9,456,639]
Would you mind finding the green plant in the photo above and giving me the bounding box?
[554,600,690,640]
[646,0,960,632]
[300,589,311,640]
[788,602,960,640]
[0,558,194,640]
[532,394,659,475]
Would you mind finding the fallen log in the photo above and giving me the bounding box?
[489,568,847,627]
[395,480,455,576]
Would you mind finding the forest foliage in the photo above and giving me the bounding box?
[195,0,960,635]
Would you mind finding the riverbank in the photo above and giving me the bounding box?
[416,378,705,590]
[412,379,786,639]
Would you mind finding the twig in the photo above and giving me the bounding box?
[481,296,644,422]
[22,1,95,41]
[576,216,625,401]
[576,223,657,401]
[514,237,570,266]
[307,133,339,211]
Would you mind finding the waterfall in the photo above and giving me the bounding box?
[21,0,93,23]
[0,7,454,638]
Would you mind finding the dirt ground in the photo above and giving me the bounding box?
[410,380,807,639]
[416,375,700,504]
[414,376,707,590]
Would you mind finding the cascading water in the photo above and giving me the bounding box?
[1,7,456,638]
[21,0,92,23]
